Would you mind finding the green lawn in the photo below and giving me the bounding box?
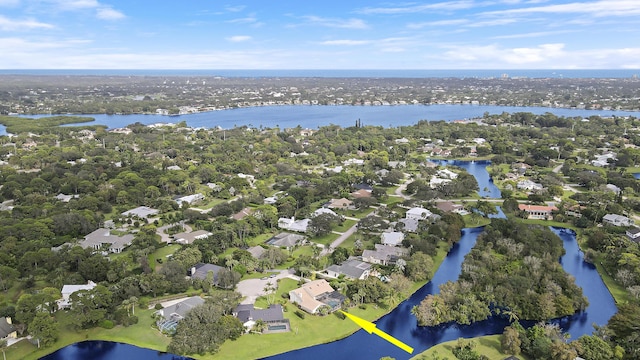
[589,252,633,304]
[334,219,357,233]
[20,308,170,360]
[411,335,526,360]
[214,278,388,360]
[309,232,340,246]
[148,244,180,271]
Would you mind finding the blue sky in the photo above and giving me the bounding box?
[1,0,639,69]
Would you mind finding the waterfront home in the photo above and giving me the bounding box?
[362,244,409,266]
[156,296,205,334]
[233,304,290,333]
[436,201,466,214]
[323,258,371,280]
[518,204,558,220]
[58,281,97,309]
[603,214,634,227]
[289,279,345,314]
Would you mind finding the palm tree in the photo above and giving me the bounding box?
[394,258,406,273]
[0,339,7,360]
[253,319,267,334]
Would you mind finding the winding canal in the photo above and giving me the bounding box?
[41,161,617,360]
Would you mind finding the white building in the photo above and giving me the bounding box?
[406,207,433,221]
[58,281,97,309]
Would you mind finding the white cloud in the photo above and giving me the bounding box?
[492,30,576,39]
[482,0,640,17]
[359,1,477,14]
[225,5,246,12]
[45,0,125,20]
[0,15,54,30]
[227,16,258,24]
[226,35,252,42]
[96,7,125,20]
[407,19,469,29]
[301,15,368,29]
[0,0,20,6]
[320,39,371,46]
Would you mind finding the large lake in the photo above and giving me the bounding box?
[40,161,617,360]
[5,104,640,136]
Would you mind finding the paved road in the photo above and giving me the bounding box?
[320,223,359,256]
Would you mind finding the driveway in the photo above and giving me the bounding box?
[236,269,296,304]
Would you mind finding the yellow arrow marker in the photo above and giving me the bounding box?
[341,311,414,354]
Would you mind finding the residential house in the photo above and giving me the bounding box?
[0,318,16,341]
[327,198,353,210]
[388,161,406,169]
[626,227,640,241]
[55,193,79,203]
[351,189,372,198]
[429,176,452,188]
[591,152,616,167]
[233,304,290,333]
[603,214,634,227]
[406,207,433,221]
[80,228,134,253]
[173,193,204,206]
[343,158,365,166]
[58,281,97,309]
[605,184,622,194]
[313,207,339,218]
[277,217,310,233]
[436,169,458,179]
[381,231,405,246]
[172,230,212,244]
[247,246,266,259]
[288,279,345,314]
[517,180,544,192]
[232,207,254,221]
[190,263,225,285]
[565,205,585,218]
[398,218,419,232]
[511,162,530,175]
[264,196,278,204]
[121,206,159,220]
[323,258,372,280]
[362,244,409,266]
[266,232,305,249]
[353,183,373,192]
[436,201,466,214]
[518,204,558,220]
[156,296,205,333]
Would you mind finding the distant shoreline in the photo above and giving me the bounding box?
[1,69,638,79]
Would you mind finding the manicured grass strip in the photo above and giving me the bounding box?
[411,335,525,360]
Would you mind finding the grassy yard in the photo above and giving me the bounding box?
[411,335,526,360]
[214,278,388,360]
[309,232,340,246]
[148,244,180,271]
[589,252,633,304]
[18,308,170,360]
[334,219,357,233]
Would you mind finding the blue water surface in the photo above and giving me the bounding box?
[6,104,640,136]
